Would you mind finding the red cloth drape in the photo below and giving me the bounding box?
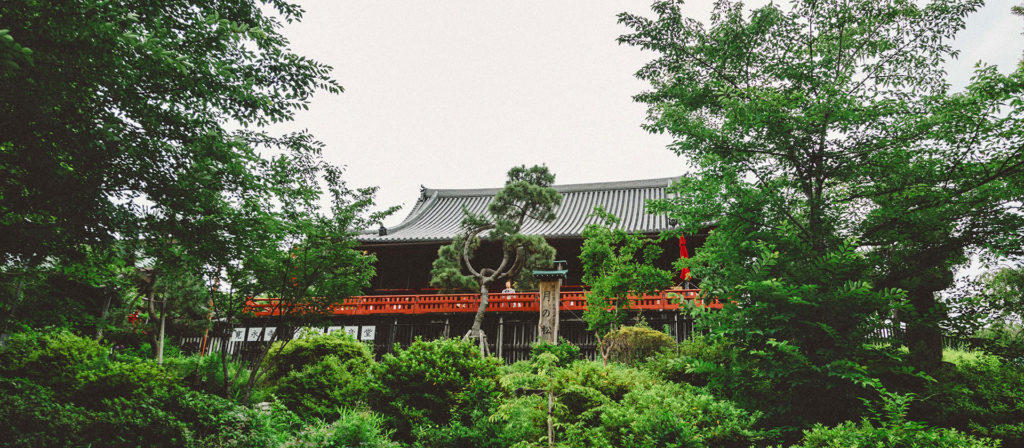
[679,234,691,280]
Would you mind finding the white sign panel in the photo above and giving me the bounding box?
[326,326,344,335]
[344,326,359,338]
[360,326,376,341]
[246,327,264,341]
[230,327,246,342]
[243,327,276,341]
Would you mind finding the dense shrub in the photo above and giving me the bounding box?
[284,408,397,448]
[529,337,580,367]
[0,328,108,391]
[554,360,659,417]
[644,333,879,442]
[262,332,374,383]
[0,375,197,447]
[916,356,1024,446]
[566,383,761,448]
[373,337,502,442]
[0,329,302,447]
[793,419,997,447]
[494,358,759,448]
[257,332,377,419]
[604,326,675,365]
[408,376,509,448]
[793,390,1000,448]
[0,377,90,447]
[162,353,257,401]
[73,359,179,404]
[274,355,374,420]
[642,335,735,386]
[172,391,301,448]
[971,324,1024,364]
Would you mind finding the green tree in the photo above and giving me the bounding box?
[579,208,672,364]
[0,0,342,334]
[217,155,391,403]
[0,0,339,263]
[430,165,562,354]
[621,0,1024,376]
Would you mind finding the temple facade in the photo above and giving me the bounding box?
[189,177,709,362]
[356,177,703,293]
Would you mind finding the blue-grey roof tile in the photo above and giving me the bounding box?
[358,177,679,243]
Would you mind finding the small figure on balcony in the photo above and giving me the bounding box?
[502,280,516,294]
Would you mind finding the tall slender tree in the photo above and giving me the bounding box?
[215,149,392,402]
[579,208,673,365]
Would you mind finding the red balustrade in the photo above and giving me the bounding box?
[246,289,720,317]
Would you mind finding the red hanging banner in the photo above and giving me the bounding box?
[679,234,691,280]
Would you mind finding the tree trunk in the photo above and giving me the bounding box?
[147,281,160,359]
[470,281,489,336]
[906,287,945,371]
[220,327,232,398]
[461,281,492,356]
[156,297,167,365]
[905,268,953,372]
[95,288,113,340]
[547,389,555,448]
[242,328,270,404]
[2,274,26,334]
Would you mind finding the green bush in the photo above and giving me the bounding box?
[530,337,581,367]
[971,324,1024,364]
[604,326,675,365]
[0,329,303,447]
[0,327,108,391]
[409,375,508,448]
[566,383,761,448]
[258,332,376,419]
[73,359,178,404]
[162,352,256,401]
[274,355,374,420]
[0,377,89,447]
[262,332,375,383]
[554,361,659,418]
[493,359,759,448]
[916,356,1024,446]
[373,338,502,442]
[0,376,195,447]
[647,334,875,442]
[283,408,396,448]
[793,420,997,448]
[642,335,735,387]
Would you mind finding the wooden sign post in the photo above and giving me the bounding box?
[533,260,567,344]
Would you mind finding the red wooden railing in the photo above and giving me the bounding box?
[245,289,722,317]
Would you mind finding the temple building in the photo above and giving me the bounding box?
[356,177,702,293]
[193,177,709,362]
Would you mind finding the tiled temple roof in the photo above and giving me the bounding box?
[358,177,679,243]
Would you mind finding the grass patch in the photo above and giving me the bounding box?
[942,347,993,366]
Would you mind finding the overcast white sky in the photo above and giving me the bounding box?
[266,0,1024,227]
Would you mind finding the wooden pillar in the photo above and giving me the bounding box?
[497,316,505,359]
[388,317,398,351]
[533,261,568,344]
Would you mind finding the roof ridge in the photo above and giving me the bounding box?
[421,176,680,198]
